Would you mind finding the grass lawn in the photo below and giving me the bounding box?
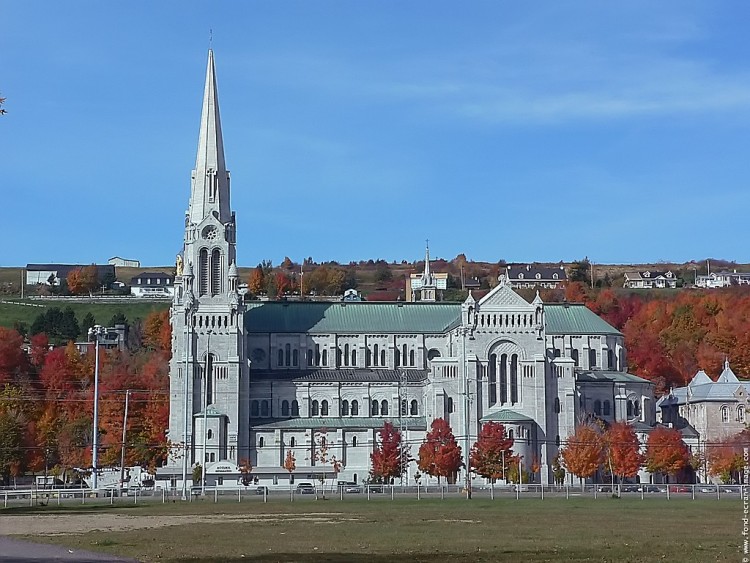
[7,497,741,562]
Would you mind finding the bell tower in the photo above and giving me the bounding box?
[168,50,248,481]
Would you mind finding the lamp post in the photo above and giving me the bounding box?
[88,325,106,491]
[181,311,192,501]
[201,330,213,496]
[459,325,474,500]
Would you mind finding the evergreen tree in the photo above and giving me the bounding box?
[60,308,80,341]
[80,312,96,337]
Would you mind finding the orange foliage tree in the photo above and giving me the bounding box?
[417,418,462,485]
[247,266,265,295]
[602,422,642,490]
[644,427,690,480]
[560,423,603,485]
[370,422,410,483]
[67,265,99,295]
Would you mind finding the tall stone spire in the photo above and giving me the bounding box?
[422,240,432,285]
[188,49,231,224]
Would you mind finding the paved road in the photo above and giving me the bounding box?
[0,536,137,562]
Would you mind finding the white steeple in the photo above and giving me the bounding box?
[188,49,231,224]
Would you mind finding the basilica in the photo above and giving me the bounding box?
[165,51,656,489]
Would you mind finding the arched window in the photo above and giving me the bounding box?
[351,400,359,416]
[352,436,358,447]
[721,405,729,423]
[315,344,321,366]
[211,248,221,296]
[373,344,379,366]
[259,437,265,448]
[351,349,357,366]
[571,349,579,366]
[371,400,379,416]
[208,429,213,440]
[250,400,259,417]
[447,396,454,414]
[603,400,611,416]
[277,348,283,366]
[427,349,441,360]
[307,349,313,366]
[739,406,745,424]
[199,248,209,296]
[394,347,400,367]
[281,400,290,417]
[508,429,514,440]
[589,349,597,368]
[403,344,408,365]
[488,354,497,406]
[410,349,415,366]
[293,349,299,367]
[500,354,508,405]
[284,344,291,366]
[341,400,350,416]
[627,400,634,418]
[510,354,519,404]
[321,400,329,416]
[311,400,319,417]
[410,399,418,415]
[366,347,372,366]
[401,399,408,416]
[290,437,296,447]
[593,400,601,415]
[381,350,386,366]
[337,347,342,366]
[291,400,299,417]
[380,400,389,416]
[554,397,560,414]
[607,349,614,369]
[261,400,269,417]
[322,349,328,366]
[344,344,349,366]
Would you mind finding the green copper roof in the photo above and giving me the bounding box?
[245,302,461,334]
[480,409,535,423]
[250,416,428,431]
[576,370,651,385]
[544,303,621,335]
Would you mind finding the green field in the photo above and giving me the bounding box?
[0,299,170,331]
[7,498,742,562]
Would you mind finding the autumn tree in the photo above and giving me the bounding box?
[469,422,514,484]
[67,265,99,295]
[417,418,462,485]
[560,423,604,486]
[248,266,265,295]
[644,426,689,481]
[143,310,171,351]
[0,328,27,384]
[370,422,410,484]
[284,450,296,499]
[239,458,253,486]
[602,422,643,494]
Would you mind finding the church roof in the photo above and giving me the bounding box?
[480,409,535,423]
[576,370,651,384]
[544,303,621,335]
[245,302,462,334]
[250,416,428,431]
[250,368,428,383]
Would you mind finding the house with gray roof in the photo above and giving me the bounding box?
[505,263,567,289]
[623,270,677,289]
[657,360,749,483]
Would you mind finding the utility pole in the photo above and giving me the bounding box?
[119,389,131,496]
[88,325,105,490]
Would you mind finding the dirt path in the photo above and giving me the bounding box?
[1,512,350,536]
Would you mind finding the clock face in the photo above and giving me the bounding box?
[202,225,219,241]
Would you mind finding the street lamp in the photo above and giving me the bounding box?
[88,324,106,490]
[201,329,213,496]
[458,325,475,500]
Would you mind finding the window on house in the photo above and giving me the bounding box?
[721,405,729,423]
[739,406,745,424]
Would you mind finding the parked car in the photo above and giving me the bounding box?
[344,485,361,493]
[296,482,315,495]
[668,485,689,493]
[699,486,717,493]
[641,485,664,494]
[621,485,639,493]
[597,486,612,493]
[366,485,384,493]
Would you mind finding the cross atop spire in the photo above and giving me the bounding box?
[188,49,231,224]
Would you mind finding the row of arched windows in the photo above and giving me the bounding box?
[193,314,235,328]
[721,405,745,424]
[198,248,222,297]
[278,343,299,367]
[593,399,611,416]
[307,345,329,367]
[250,398,419,418]
[477,313,536,329]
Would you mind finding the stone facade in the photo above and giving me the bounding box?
[165,50,657,490]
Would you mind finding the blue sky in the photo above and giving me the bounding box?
[2,2,750,267]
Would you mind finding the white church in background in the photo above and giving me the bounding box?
[163,51,657,490]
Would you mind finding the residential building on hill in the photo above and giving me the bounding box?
[505,264,567,289]
[108,256,141,268]
[162,50,658,492]
[622,270,677,289]
[130,272,175,298]
[25,263,115,286]
[695,271,750,288]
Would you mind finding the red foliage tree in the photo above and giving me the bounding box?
[469,421,514,482]
[603,422,643,488]
[417,418,462,484]
[370,422,409,482]
[644,426,689,478]
[0,328,27,384]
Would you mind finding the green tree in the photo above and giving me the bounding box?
[81,312,96,337]
[109,311,127,326]
[569,257,591,284]
[374,261,393,283]
[0,414,22,486]
[61,307,80,341]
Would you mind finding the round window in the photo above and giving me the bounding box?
[251,348,266,363]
